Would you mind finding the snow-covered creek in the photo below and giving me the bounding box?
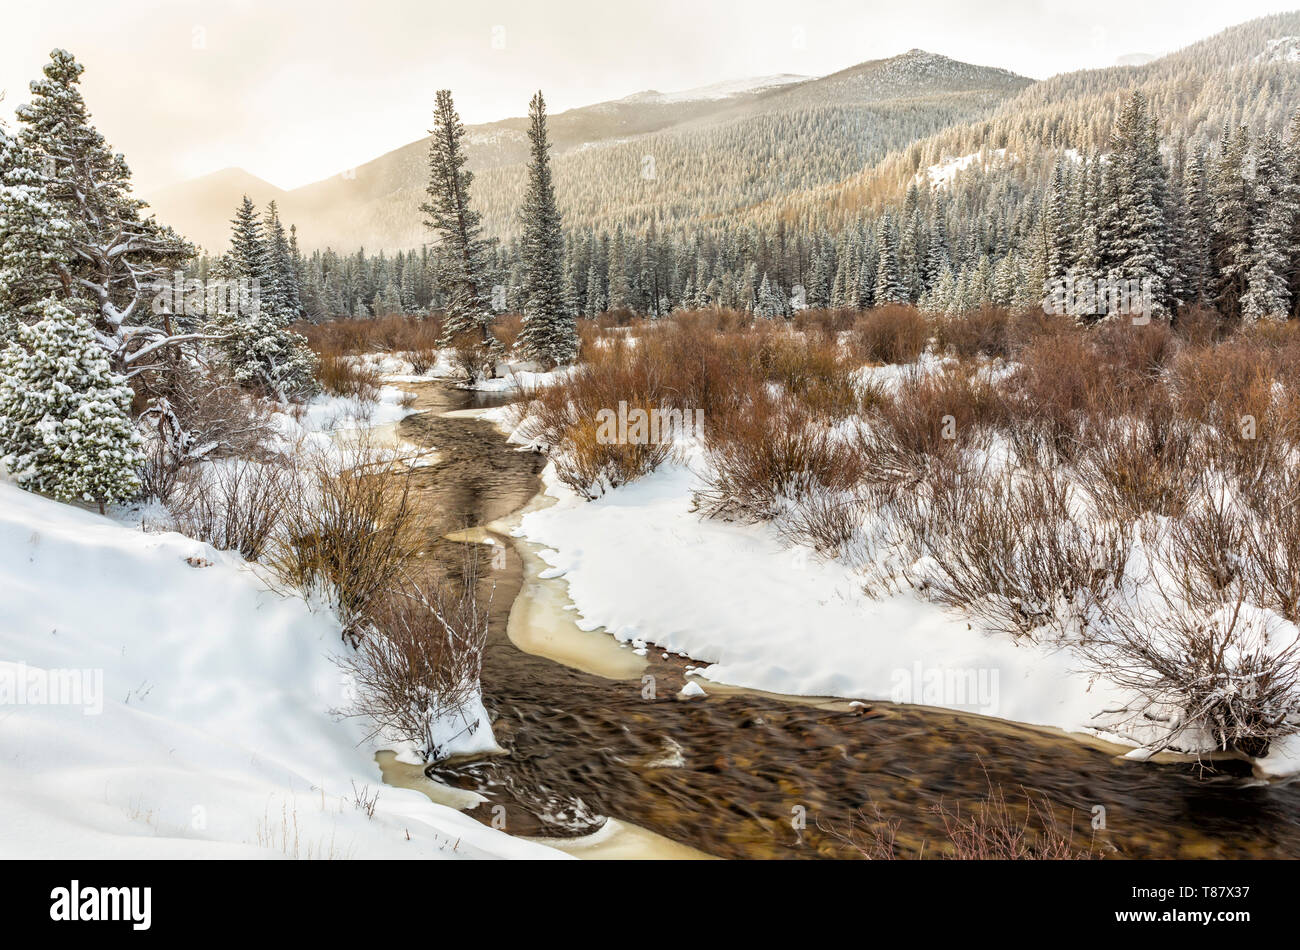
[381,380,1300,859]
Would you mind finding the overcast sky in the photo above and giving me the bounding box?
[1,0,1296,194]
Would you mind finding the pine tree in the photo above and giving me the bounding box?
[515,92,577,367]
[213,197,317,400]
[0,298,142,510]
[264,201,300,321]
[1104,92,1172,319]
[1211,126,1254,319]
[223,196,272,291]
[874,217,906,305]
[422,89,499,374]
[606,226,630,311]
[1179,147,1213,307]
[15,49,191,374]
[1242,130,1295,322]
[0,122,71,342]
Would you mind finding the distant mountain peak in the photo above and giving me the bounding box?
[617,74,809,105]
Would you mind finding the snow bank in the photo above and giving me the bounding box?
[516,459,1129,738]
[0,481,562,859]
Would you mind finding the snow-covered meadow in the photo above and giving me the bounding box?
[498,319,1300,778]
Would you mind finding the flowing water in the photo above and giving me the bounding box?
[387,381,1300,860]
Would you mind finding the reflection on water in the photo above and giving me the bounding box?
[391,380,1300,860]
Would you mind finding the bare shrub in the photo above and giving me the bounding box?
[1238,467,1300,625]
[334,563,489,761]
[825,783,1096,860]
[695,394,863,522]
[493,313,523,353]
[296,314,444,357]
[551,405,672,499]
[1075,390,1199,520]
[932,783,1097,860]
[316,348,382,400]
[1079,583,1300,757]
[792,307,856,338]
[1091,320,1176,396]
[1002,331,1097,460]
[856,365,1004,491]
[935,305,1013,359]
[1170,492,1246,606]
[1172,305,1226,346]
[171,458,294,561]
[270,446,420,640]
[907,464,1127,639]
[137,363,279,502]
[1170,341,1296,484]
[778,488,870,560]
[401,319,442,375]
[849,305,928,365]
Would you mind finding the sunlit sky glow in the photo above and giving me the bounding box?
[2,0,1296,194]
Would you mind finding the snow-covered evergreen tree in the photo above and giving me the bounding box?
[874,217,907,304]
[264,201,301,321]
[0,298,142,509]
[422,89,499,372]
[516,92,577,367]
[0,121,71,342]
[213,197,317,400]
[1104,92,1172,319]
[15,49,192,375]
[1242,130,1296,321]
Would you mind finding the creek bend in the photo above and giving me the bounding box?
[381,380,1300,860]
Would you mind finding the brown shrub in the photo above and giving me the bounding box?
[1172,305,1226,346]
[296,314,444,358]
[171,458,294,561]
[270,445,421,641]
[850,305,929,365]
[857,365,1005,489]
[334,561,489,761]
[493,313,523,353]
[1002,331,1098,460]
[1075,389,1199,521]
[695,394,864,522]
[907,463,1127,639]
[316,346,383,399]
[935,305,1014,358]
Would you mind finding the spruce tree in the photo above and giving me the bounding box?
[0,298,142,510]
[213,197,317,400]
[874,217,906,304]
[422,90,499,374]
[15,49,191,373]
[0,122,71,342]
[515,93,576,367]
[264,201,301,321]
[1105,92,1172,319]
[1211,126,1254,319]
[1242,130,1295,322]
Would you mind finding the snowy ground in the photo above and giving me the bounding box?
[516,455,1125,731]
[0,381,564,859]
